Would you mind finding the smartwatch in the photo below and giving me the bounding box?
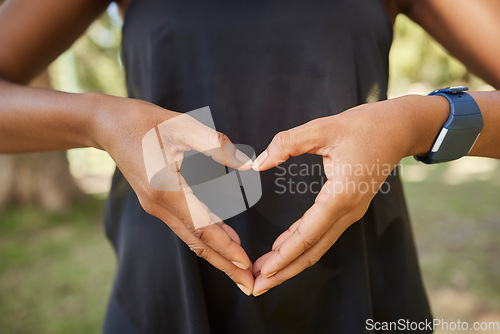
[414,86,483,164]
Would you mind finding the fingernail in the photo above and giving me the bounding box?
[232,261,247,270]
[252,150,268,170]
[237,284,252,296]
[235,149,253,167]
[263,271,277,279]
[253,289,269,297]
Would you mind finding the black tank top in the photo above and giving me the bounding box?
[103,1,432,333]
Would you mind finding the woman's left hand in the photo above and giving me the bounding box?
[250,95,449,296]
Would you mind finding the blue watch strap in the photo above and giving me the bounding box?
[414,87,483,164]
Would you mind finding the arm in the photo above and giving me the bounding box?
[402,0,500,158]
[0,0,254,295]
[0,0,109,152]
[467,91,500,158]
[410,91,500,160]
[403,0,500,89]
[0,80,101,152]
[249,0,500,296]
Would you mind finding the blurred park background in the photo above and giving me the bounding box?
[0,3,499,333]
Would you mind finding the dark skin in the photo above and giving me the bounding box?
[0,0,499,297]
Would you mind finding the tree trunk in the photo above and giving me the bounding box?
[0,72,85,212]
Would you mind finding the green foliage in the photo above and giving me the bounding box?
[50,6,126,97]
[0,198,114,334]
[388,15,490,97]
[402,157,500,311]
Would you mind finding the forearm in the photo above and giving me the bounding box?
[467,91,500,158]
[403,90,500,160]
[0,78,103,153]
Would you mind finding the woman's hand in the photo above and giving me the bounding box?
[250,95,449,296]
[91,93,255,296]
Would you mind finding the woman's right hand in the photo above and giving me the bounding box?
[89,93,255,296]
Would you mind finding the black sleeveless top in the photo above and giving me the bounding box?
[103,1,432,333]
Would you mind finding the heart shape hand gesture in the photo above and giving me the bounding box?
[96,95,421,297]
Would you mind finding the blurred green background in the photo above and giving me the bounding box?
[0,4,499,333]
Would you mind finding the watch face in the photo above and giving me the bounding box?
[447,86,468,92]
[429,86,468,95]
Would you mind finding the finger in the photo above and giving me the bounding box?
[150,175,252,273]
[194,223,252,270]
[157,114,253,170]
[252,120,323,171]
[252,252,273,277]
[253,213,355,296]
[218,222,241,245]
[179,185,252,270]
[147,202,255,295]
[173,171,221,229]
[251,220,299,275]
[207,208,243,245]
[258,181,345,278]
[271,219,300,250]
[253,219,299,277]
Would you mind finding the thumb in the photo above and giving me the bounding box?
[252,121,321,171]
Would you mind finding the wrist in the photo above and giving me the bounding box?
[84,92,127,150]
[402,94,450,157]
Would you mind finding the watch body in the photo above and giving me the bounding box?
[414,86,483,164]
